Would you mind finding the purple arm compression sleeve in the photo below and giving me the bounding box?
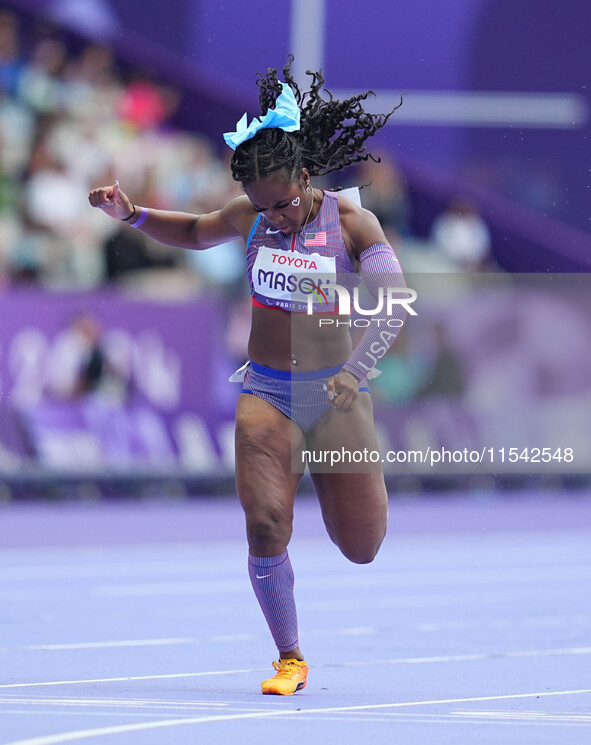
[341,243,413,381]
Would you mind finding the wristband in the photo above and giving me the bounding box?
[130,206,148,228]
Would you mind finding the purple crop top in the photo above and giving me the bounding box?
[246,190,361,313]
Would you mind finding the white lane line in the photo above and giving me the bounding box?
[0,669,265,690]
[452,709,591,723]
[209,634,254,643]
[331,646,591,669]
[0,563,240,583]
[91,564,591,597]
[337,627,376,636]
[301,590,526,612]
[282,708,591,722]
[416,614,589,633]
[265,712,591,728]
[1,639,197,652]
[4,688,591,745]
[0,697,231,709]
[0,696,275,712]
[0,541,239,563]
[96,579,248,597]
[0,627,376,653]
[1,645,590,690]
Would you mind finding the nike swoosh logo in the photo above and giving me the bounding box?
[266,228,281,234]
[256,573,272,579]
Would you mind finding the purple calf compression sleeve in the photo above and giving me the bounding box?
[248,551,299,654]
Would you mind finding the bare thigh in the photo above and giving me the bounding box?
[306,392,388,564]
[235,392,306,557]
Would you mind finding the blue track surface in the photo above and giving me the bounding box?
[0,492,590,744]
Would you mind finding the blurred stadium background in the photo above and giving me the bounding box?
[0,0,590,501]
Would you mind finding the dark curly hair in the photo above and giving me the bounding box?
[230,56,401,184]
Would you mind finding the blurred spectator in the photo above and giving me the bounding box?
[414,320,479,451]
[430,197,493,272]
[117,74,179,133]
[71,314,111,397]
[0,87,36,177]
[103,224,152,281]
[417,321,466,399]
[353,151,412,238]
[103,223,183,284]
[371,331,426,407]
[4,213,52,284]
[18,37,67,114]
[0,10,22,96]
[24,130,87,235]
[61,44,121,124]
[0,14,212,291]
[48,312,127,402]
[151,133,233,212]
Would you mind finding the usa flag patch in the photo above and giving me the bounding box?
[304,231,327,246]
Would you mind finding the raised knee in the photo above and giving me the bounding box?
[338,531,385,564]
[341,545,379,565]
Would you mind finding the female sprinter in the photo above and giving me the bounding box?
[89,59,408,695]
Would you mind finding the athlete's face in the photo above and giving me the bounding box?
[244,169,312,235]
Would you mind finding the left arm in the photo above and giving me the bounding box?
[327,203,412,411]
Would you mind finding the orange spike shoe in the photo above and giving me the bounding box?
[261,659,308,695]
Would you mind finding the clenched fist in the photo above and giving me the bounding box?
[88,181,134,221]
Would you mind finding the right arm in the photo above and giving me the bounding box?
[88,181,250,250]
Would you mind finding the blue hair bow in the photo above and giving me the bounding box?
[223,82,300,150]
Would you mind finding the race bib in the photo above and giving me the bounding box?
[252,246,337,312]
